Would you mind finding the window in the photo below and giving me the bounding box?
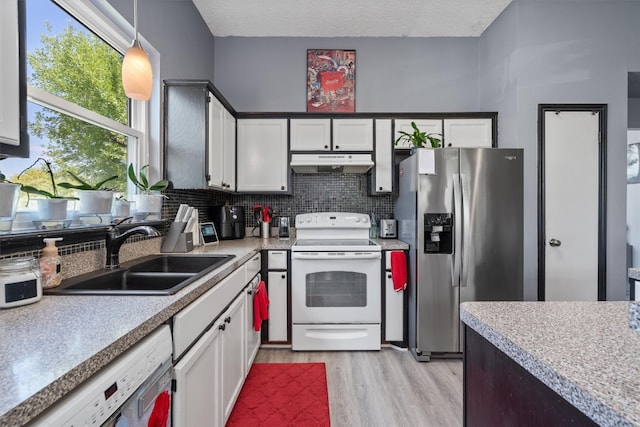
[2,0,152,221]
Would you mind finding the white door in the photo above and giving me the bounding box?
[443,118,493,147]
[244,277,261,371]
[221,295,246,423]
[543,109,602,301]
[267,271,288,341]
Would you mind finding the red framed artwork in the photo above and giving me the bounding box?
[307,49,355,113]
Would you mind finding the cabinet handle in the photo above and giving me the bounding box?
[225,316,231,323]
[324,145,329,149]
[281,274,286,279]
[379,186,383,191]
[253,256,260,261]
[247,289,253,295]
[281,186,285,190]
[387,274,392,279]
[219,324,226,331]
[335,145,340,149]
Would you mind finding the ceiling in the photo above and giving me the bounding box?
[191,0,513,38]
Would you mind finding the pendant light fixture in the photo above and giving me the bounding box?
[121,0,152,100]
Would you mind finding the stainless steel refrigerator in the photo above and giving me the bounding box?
[395,148,523,361]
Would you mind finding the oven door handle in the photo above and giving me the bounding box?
[292,252,381,260]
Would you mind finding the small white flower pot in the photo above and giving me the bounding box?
[0,183,21,232]
[36,199,69,220]
[135,193,163,218]
[112,199,131,218]
[76,190,114,214]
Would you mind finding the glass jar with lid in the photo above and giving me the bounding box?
[0,257,42,308]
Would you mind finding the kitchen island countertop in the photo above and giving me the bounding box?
[461,301,640,426]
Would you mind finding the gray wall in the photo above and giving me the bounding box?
[478,0,640,300]
[213,37,480,112]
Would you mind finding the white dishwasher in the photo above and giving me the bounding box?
[32,325,173,427]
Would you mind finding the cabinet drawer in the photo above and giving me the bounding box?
[173,267,244,359]
[267,250,287,270]
[245,252,261,282]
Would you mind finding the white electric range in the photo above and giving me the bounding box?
[291,212,382,351]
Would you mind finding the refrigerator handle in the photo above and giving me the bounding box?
[452,173,462,288]
[460,173,472,288]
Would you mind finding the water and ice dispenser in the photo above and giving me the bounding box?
[424,213,453,254]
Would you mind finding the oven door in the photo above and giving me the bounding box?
[291,251,381,324]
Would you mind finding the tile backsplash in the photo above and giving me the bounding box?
[164,173,395,227]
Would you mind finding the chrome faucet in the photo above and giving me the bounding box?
[105,221,161,269]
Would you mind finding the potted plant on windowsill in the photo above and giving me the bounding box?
[112,195,131,219]
[0,171,21,232]
[394,121,443,152]
[57,171,118,215]
[128,163,169,219]
[17,158,78,222]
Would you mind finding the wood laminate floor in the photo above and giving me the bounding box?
[254,347,463,427]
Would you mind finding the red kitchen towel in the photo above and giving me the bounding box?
[391,251,407,292]
[147,390,170,427]
[253,280,269,331]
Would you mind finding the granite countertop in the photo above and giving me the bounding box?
[0,236,407,426]
[461,301,640,427]
[629,268,640,281]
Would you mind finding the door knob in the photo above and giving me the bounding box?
[549,238,561,247]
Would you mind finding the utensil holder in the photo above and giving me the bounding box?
[261,221,270,239]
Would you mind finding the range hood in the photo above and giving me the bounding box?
[290,153,374,173]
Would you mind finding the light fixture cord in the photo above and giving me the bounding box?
[133,0,139,43]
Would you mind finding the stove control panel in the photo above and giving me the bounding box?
[296,212,371,229]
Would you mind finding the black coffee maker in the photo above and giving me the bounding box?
[210,205,245,240]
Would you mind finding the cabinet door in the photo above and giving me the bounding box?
[384,251,404,341]
[394,119,443,149]
[290,119,331,151]
[223,109,236,190]
[245,277,261,372]
[0,0,25,156]
[443,118,493,147]
[173,318,223,427]
[372,119,393,193]
[207,94,225,189]
[267,271,288,341]
[332,118,373,151]
[221,295,246,423]
[236,119,288,192]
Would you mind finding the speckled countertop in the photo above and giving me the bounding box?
[629,268,640,281]
[0,236,407,426]
[461,301,640,427]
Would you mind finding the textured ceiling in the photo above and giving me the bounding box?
[192,0,513,37]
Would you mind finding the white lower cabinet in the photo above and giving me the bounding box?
[245,275,261,372]
[220,294,246,423]
[173,318,223,427]
[385,251,404,341]
[268,270,288,342]
[172,254,262,427]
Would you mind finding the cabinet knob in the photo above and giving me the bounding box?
[387,274,392,279]
[324,145,329,149]
[379,186,383,191]
[225,316,231,323]
[247,289,253,295]
[281,274,286,279]
[219,324,226,331]
[335,145,340,149]
[281,186,285,191]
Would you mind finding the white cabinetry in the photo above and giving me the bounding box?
[173,255,261,427]
[0,0,27,157]
[384,251,404,341]
[394,119,442,149]
[244,274,261,372]
[443,118,493,148]
[173,318,223,427]
[371,119,393,194]
[220,294,246,423]
[332,118,373,151]
[208,96,236,191]
[290,119,331,151]
[267,250,288,342]
[237,119,288,192]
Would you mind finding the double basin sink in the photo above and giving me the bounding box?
[44,254,235,296]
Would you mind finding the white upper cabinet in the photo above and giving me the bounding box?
[207,95,236,191]
[394,119,443,149]
[443,118,493,148]
[0,0,25,155]
[371,119,393,194]
[290,119,330,151]
[236,119,288,192]
[332,118,373,151]
[223,109,236,190]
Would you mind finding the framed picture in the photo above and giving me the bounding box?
[307,49,355,113]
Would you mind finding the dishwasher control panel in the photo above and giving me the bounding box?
[31,325,172,427]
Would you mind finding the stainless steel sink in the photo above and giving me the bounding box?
[45,254,235,296]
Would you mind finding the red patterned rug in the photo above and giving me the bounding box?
[227,362,330,426]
